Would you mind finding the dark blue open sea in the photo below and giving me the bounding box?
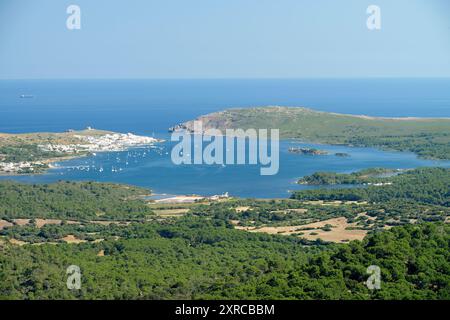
[1,79,449,198]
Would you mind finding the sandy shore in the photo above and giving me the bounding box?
[154,195,206,204]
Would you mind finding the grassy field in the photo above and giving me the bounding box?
[181,106,450,159]
[0,129,111,147]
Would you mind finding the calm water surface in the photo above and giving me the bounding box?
[1,79,449,197]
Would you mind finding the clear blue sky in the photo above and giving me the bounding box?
[0,0,449,79]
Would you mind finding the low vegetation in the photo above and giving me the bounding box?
[181,106,450,160]
[0,130,109,163]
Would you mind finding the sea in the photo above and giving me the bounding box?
[0,79,449,198]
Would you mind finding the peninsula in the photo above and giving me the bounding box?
[174,106,450,160]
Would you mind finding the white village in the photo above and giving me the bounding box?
[0,132,160,174]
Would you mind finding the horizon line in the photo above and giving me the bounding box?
[1,76,450,81]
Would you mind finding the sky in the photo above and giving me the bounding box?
[0,0,449,79]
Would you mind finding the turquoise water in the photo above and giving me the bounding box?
[0,79,449,198]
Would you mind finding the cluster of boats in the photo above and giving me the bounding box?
[54,145,168,175]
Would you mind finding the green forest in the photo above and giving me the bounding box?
[297,168,402,185]
[292,167,450,207]
[0,181,153,220]
[0,168,448,300]
[1,220,448,299]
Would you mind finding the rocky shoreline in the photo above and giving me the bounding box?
[288,147,329,155]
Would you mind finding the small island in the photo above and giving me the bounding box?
[288,147,329,155]
[334,152,350,157]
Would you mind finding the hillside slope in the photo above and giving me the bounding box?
[179,106,450,159]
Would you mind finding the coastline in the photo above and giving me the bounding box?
[2,136,449,199]
[150,193,230,204]
[173,106,450,161]
[0,129,163,176]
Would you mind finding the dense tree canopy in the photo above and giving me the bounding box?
[0,168,448,300]
[0,181,153,220]
[0,221,448,300]
[292,168,450,207]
